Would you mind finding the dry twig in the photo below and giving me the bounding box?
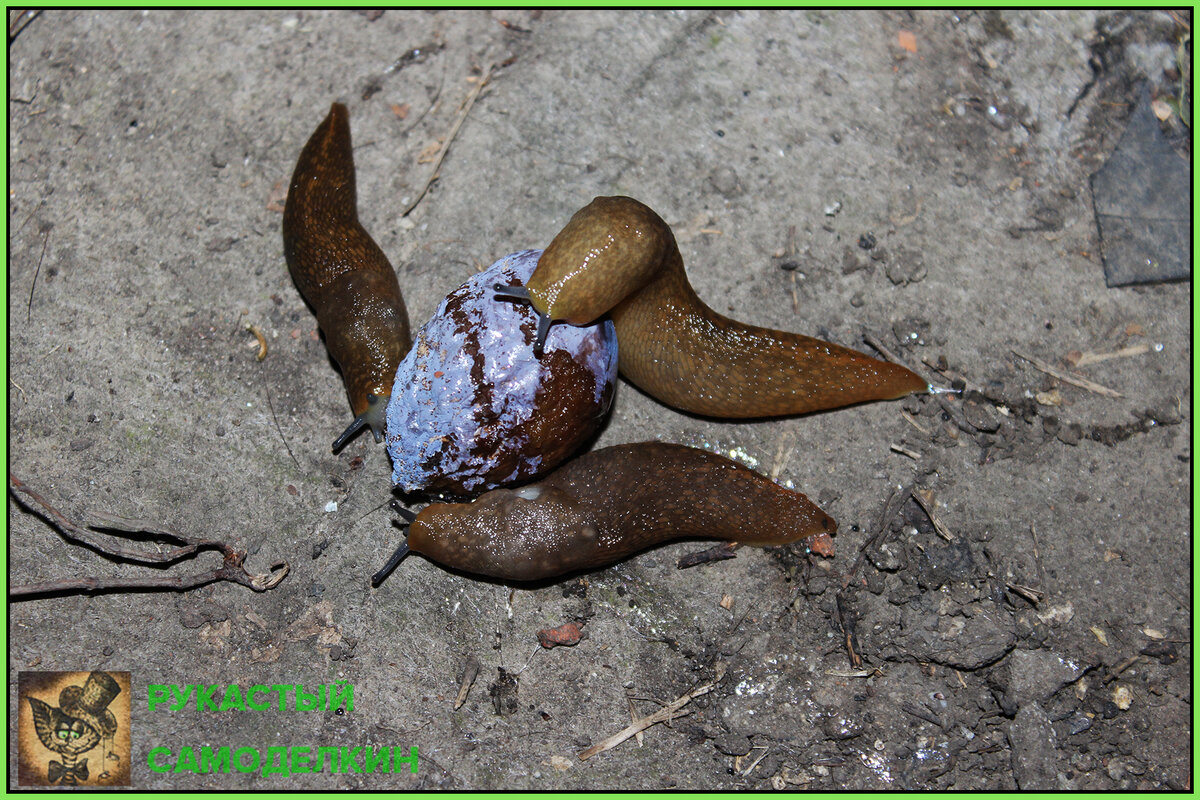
[845,481,914,583]
[8,9,42,44]
[578,665,727,760]
[1071,343,1150,367]
[9,475,288,598]
[677,541,739,570]
[401,63,494,217]
[454,655,480,710]
[912,488,955,542]
[26,224,51,322]
[1011,349,1123,398]
[265,389,301,471]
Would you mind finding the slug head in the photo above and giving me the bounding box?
[406,485,606,581]
[525,196,670,327]
[332,392,388,452]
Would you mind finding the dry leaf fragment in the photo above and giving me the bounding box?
[266,180,288,213]
[417,139,443,163]
[719,594,734,610]
[1035,389,1062,406]
[898,30,917,53]
[537,622,582,649]
[808,532,836,557]
[1142,628,1166,640]
[1090,626,1109,646]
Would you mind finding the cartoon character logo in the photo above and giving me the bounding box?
[18,671,131,787]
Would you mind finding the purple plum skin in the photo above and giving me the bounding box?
[385,250,618,495]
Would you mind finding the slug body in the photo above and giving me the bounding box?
[405,442,835,581]
[511,196,928,418]
[386,250,618,495]
[283,103,412,448]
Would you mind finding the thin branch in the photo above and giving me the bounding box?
[1071,343,1150,367]
[8,9,42,44]
[265,389,301,470]
[27,225,50,322]
[578,665,726,760]
[844,481,914,584]
[912,488,955,542]
[1011,349,1123,398]
[401,63,494,217]
[8,474,289,599]
[11,479,203,564]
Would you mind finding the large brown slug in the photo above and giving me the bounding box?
[283,103,412,450]
[372,442,835,583]
[496,196,928,417]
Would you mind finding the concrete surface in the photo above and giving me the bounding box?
[7,9,1191,790]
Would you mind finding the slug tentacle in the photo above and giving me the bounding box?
[371,538,410,587]
[492,282,552,355]
[371,503,419,587]
[517,196,928,418]
[282,103,412,450]
[331,394,387,452]
[396,442,835,582]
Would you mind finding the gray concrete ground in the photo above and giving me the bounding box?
[8,9,1191,790]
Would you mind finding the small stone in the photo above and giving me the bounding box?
[1056,423,1083,446]
[962,398,1001,432]
[867,540,907,571]
[69,439,93,451]
[1068,712,1093,735]
[1008,703,1058,790]
[820,714,864,740]
[858,233,877,250]
[1041,415,1060,438]
[841,247,868,274]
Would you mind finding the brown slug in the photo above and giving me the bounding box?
[496,195,928,417]
[371,441,836,583]
[282,103,412,450]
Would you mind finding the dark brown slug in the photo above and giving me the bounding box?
[372,442,835,583]
[283,103,412,450]
[496,195,928,417]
